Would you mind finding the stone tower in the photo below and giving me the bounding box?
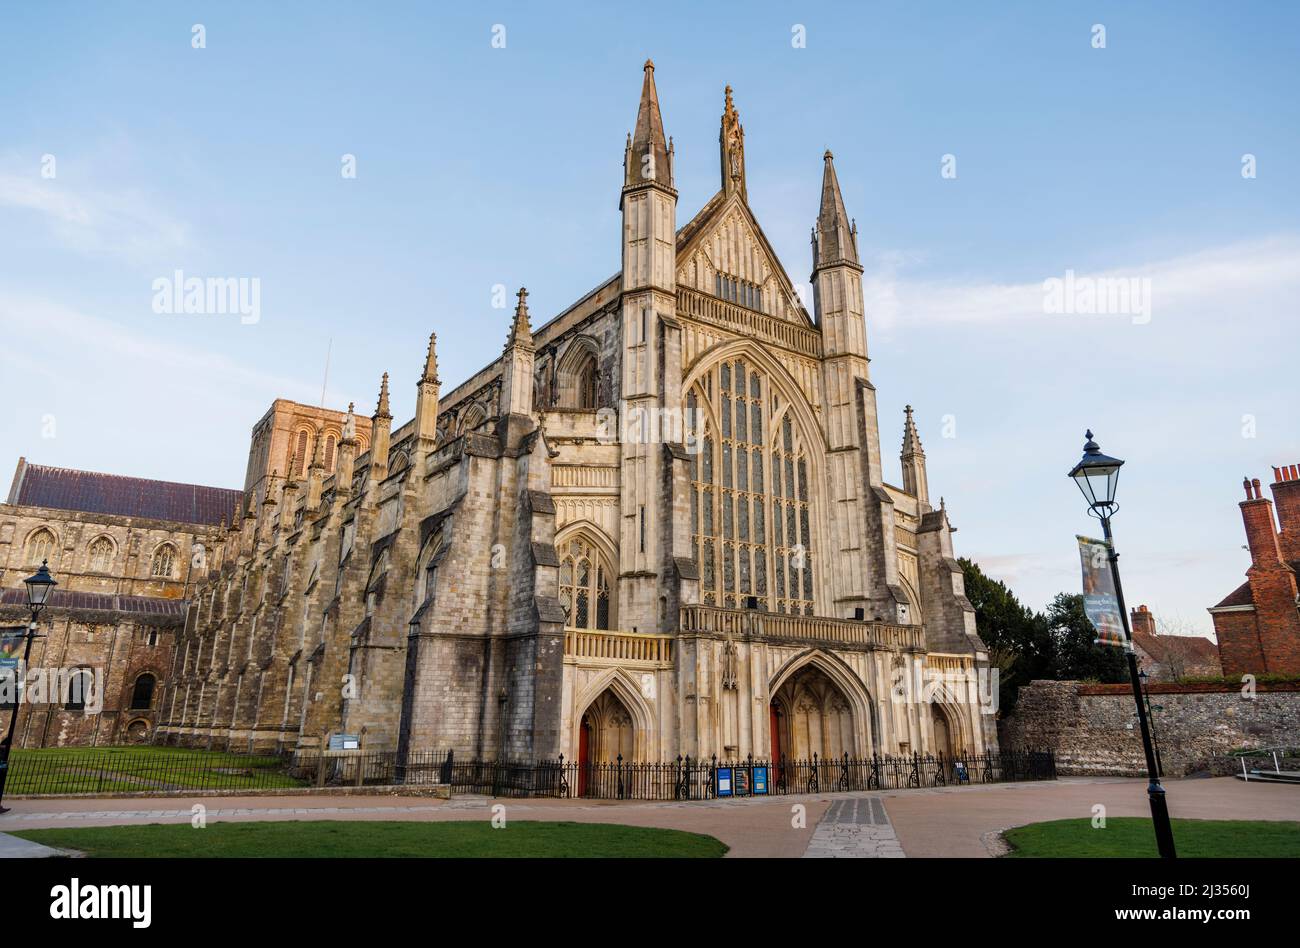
[619,59,678,634]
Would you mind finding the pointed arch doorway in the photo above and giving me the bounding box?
[577,687,635,796]
[930,704,957,759]
[770,664,858,760]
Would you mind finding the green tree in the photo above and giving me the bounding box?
[1045,592,1128,683]
[959,558,1054,713]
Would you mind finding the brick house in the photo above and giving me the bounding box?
[1208,467,1300,677]
[1128,605,1221,681]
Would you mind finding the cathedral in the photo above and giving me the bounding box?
[145,62,996,764]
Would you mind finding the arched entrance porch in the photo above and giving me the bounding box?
[575,681,644,796]
[769,663,860,761]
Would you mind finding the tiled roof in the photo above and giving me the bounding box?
[1213,581,1254,609]
[0,587,186,618]
[1131,627,1220,666]
[9,462,241,527]
[1212,560,1300,609]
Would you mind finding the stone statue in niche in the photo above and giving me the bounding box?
[721,635,738,690]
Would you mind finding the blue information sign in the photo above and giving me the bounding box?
[752,766,768,794]
[716,767,733,797]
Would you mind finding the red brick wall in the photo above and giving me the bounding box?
[1222,483,1300,676]
[1272,470,1300,562]
[1214,610,1265,678]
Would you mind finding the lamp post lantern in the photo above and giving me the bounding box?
[1069,432,1176,858]
[0,560,56,814]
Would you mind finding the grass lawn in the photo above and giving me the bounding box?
[11,820,728,858]
[8,745,305,794]
[1003,817,1300,858]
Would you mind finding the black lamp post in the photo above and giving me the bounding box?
[0,560,56,814]
[1069,432,1176,858]
[1138,668,1164,778]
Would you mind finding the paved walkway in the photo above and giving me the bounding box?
[802,797,904,858]
[0,831,68,858]
[884,775,1300,857]
[2,777,1295,858]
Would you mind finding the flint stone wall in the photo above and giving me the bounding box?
[998,679,1300,776]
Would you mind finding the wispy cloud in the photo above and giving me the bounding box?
[862,235,1300,330]
[0,292,308,406]
[0,162,190,264]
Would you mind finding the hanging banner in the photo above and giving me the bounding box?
[0,626,25,710]
[1076,536,1128,648]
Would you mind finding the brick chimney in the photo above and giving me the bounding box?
[1241,477,1285,568]
[1130,604,1156,638]
[1239,475,1300,674]
[1270,464,1300,562]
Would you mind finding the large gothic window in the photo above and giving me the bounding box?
[151,544,177,578]
[558,537,611,630]
[27,528,55,566]
[88,536,114,572]
[576,354,598,409]
[689,357,816,615]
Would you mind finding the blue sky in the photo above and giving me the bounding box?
[2,2,1297,633]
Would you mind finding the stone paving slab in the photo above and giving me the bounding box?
[803,796,904,858]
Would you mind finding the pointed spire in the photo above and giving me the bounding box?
[901,405,925,458]
[719,84,746,200]
[309,430,325,472]
[341,401,357,443]
[813,149,859,271]
[501,287,537,418]
[506,287,534,350]
[416,337,442,443]
[625,59,673,190]
[284,446,300,488]
[422,332,439,385]
[374,372,391,420]
[900,405,930,505]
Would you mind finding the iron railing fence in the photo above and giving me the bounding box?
[401,748,1057,800]
[4,748,302,796]
[7,746,1055,799]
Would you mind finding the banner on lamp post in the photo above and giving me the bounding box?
[1076,536,1128,649]
[0,626,25,710]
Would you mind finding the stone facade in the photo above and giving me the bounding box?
[1,463,237,746]
[155,63,997,763]
[999,679,1300,776]
[1209,469,1300,677]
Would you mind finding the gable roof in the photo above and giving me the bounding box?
[1213,581,1254,609]
[8,460,241,528]
[1212,559,1300,609]
[674,190,816,328]
[1131,627,1220,665]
